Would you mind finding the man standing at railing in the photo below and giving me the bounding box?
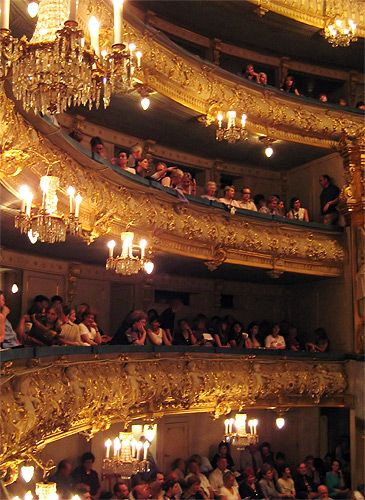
[319,174,340,225]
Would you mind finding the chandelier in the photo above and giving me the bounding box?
[2,0,143,114]
[106,232,154,275]
[15,177,82,244]
[216,111,248,144]
[224,414,258,449]
[103,424,156,479]
[323,17,357,47]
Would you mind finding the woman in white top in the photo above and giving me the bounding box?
[147,318,172,346]
[219,471,240,500]
[79,312,102,345]
[265,323,286,350]
[287,197,309,222]
[60,306,88,346]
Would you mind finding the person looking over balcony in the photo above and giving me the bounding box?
[356,101,365,111]
[228,321,245,348]
[287,197,309,222]
[173,319,197,345]
[0,290,26,348]
[201,181,218,201]
[149,162,175,187]
[243,63,259,82]
[29,306,62,345]
[287,325,301,351]
[258,72,268,86]
[319,93,328,103]
[265,323,286,349]
[147,317,172,346]
[266,195,280,215]
[127,143,143,170]
[280,75,300,96]
[124,310,148,345]
[170,168,185,189]
[278,199,286,217]
[319,174,340,225]
[79,311,102,346]
[254,194,269,213]
[218,185,240,208]
[338,98,348,107]
[213,319,231,348]
[59,306,86,346]
[306,328,329,352]
[90,136,108,160]
[180,172,197,195]
[245,321,261,349]
[113,151,136,174]
[136,157,150,177]
[238,187,257,211]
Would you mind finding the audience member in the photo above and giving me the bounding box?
[182,475,207,499]
[113,480,130,499]
[213,319,231,348]
[325,460,350,498]
[160,299,183,339]
[185,459,213,498]
[128,143,143,170]
[48,460,74,498]
[201,181,218,201]
[287,325,301,351]
[212,443,235,470]
[76,303,90,324]
[281,75,300,95]
[133,482,151,500]
[255,194,269,213]
[181,172,197,196]
[228,321,245,348]
[238,187,257,211]
[72,453,101,499]
[170,168,184,189]
[79,311,102,346]
[209,457,235,494]
[0,290,23,348]
[318,484,333,499]
[90,136,107,160]
[239,444,263,474]
[150,162,175,187]
[147,317,172,346]
[356,101,365,111]
[173,319,197,346]
[60,306,86,346]
[163,479,181,500]
[243,63,259,82]
[239,469,264,499]
[218,186,240,208]
[136,157,150,177]
[338,98,348,107]
[29,305,61,346]
[124,310,148,345]
[277,466,296,498]
[115,151,136,174]
[259,463,284,498]
[219,471,240,500]
[319,93,328,103]
[170,458,186,482]
[265,323,286,350]
[295,462,317,499]
[319,174,340,225]
[287,197,309,222]
[258,72,268,86]
[245,322,261,349]
[306,328,329,352]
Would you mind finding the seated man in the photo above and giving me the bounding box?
[90,136,107,160]
[28,306,62,346]
[294,462,317,499]
[127,143,143,170]
[201,181,218,201]
[113,480,130,499]
[218,186,241,208]
[209,457,237,494]
[238,186,257,211]
[149,162,175,187]
[124,310,148,345]
[113,151,136,174]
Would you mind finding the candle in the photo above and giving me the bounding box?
[128,42,136,56]
[139,239,147,260]
[241,113,247,127]
[131,438,137,458]
[88,16,100,56]
[136,441,143,461]
[135,51,142,68]
[67,186,75,214]
[25,193,33,217]
[113,0,124,45]
[224,419,229,434]
[105,438,112,458]
[113,437,121,457]
[107,240,116,258]
[143,441,149,460]
[217,112,223,128]
[74,193,82,217]
[19,185,30,213]
[0,0,10,30]
[69,0,77,21]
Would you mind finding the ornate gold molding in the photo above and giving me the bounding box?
[0,352,348,475]
[0,89,346,277]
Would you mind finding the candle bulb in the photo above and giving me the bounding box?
[143,441,149,460]
[136,441,143,461]
[224,419,229,434]
[88,16,100,56]
[113,0,124,45]
[105,438,112,458]
[107,240,116,258]
[217,112,223,128]
[113,437,121,457]
[0,0,10,30]
[139,239,147,260]
[135,51,142,68]
[67,186,75,214]
[25,193,33,217]
[74,193,82,217]
[19,185,30,213]
[69,0,77,21]
[241,113,247,127]
[131,438,137,458]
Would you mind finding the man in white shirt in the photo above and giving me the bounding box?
[238,186,257,211]
[186,459,214,498]
[209,457,238,494]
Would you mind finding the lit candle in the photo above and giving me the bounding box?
[67,186,75,214]
[105,438,112,458]
[113,0,124,45]
[217,111,223,128]
[0,0,10,30]
[19,185,30,213]
[139,239,147,260]
[227,110,236,129]
[136,441,143,460]
[113,437,121,457]
[74,193,82,217]
[69,0,77,21]
[241,113,247,127]
[107,240,116,258]
[135,51,142,68]
[224,419,229,434]
[24,492,33,500]
[88,16,100,56]
[143,441,149,460]
[25,193,33,217]
[131,438,137,458]
[121,232,134,258]
[128,42,136,56]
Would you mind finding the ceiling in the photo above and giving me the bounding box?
[131,0,364,72]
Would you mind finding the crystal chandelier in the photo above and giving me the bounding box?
[106,232,154,275]
[15,177,82,244]
[4,0,143,114]
[103,424,156,479]
[216,111,248,144]
[323,17,357,47]
[224,414,258,450]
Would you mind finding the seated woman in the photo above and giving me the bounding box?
[170,168,185,189]
[182,475,207,500]
[123,310,148,346]
[173,319,197,346]
[265,323,286,350]
[211,442,234,470]
[59,306,87,346]
[28,306,62,345]
[254,193,269,213]
[280,75,300,96]
[306,327,329,352]
[136,157,150,177]
[219,471,240,500]
[171,458,186,482]
[201,181,218,201]
[228,321,245,348]
[259,464,286,499]
[287,197,309,222]
[147,317,172,346]
[258,72,268,86]
[213,319,231,348]
[90,136,108,160]
[325,460,350,498]
[287,326,301,351]
[79,311,102,346]
[181,172,197,196]
[192,315,214,346]
[245,321,261,349]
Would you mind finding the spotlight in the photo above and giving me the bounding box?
[275,417,285,429]
[265,146,274,158]
[27,1,39,17]
[140,97,150,111]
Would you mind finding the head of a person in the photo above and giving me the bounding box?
[81,452,95,472]
[338,98,348,107]
[185,475,201,494]
[0,291,5,309]
[218,442,229,456]
[34,294,50,311]
[172,458,185,472]
[78,303,90,315]
[254,193,266,208]
[282,466,292,478]
[205,180,217,196]
[319,93,328,103]
[195,315,207,331]
[231,321,243,336]
[260,442,271,456]
[150,471,164,484]
[224,185,235,200]
[356,101,365,111]
[147,309,158,322]
[258,72,267,85]
[156,161,167,173]
[241,186,252,201]
[314,327,328,341]
[46,306,59,324]
[113,481,130,499]
[137,158,149,171]
[51,295,63,307]
[262,463,274,481]
[119,151,128,168]
[130,310,148,330]
[131,144,143,160]
[245,470,256,485]
[178,318,190,332]
[248,321,259,336]
[217,456,228,471]
[268,196,278,210]
[170,168,184,186]
[150,318,160,331]
[149,481,162,500]
[284,75,295,88]
[163,479,180,498]
[90,137,106,157]
[187,459,200,475]
[298,462,307,476]
[288,325,298,339]
[81,311,95,328]
[245,63,255,75]
[319,174,331,188]
[318,484,329,498]
[133,482,150,500]
[57,459,72,477]
[223,471,235,488]
[290,197,301,210]
[62,305,75,323]
[331,459,341,473]
[271,323,280,337]
[74,483,91,500]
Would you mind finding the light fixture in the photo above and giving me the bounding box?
[323,16,357,47]
[276,416,285,429]
[140,97,150,110]
[259,136,275,158]
[24,492,33,500]
[106,232,154,275]
[224,413,259,449]
[216,111,248,143]
[11,283,19,293]
[35,482,58,500]
[265,146,274,158]
[20,465,35,483]
[15,178,82,244]
[103,424,156,479]
[27,2,39,18]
